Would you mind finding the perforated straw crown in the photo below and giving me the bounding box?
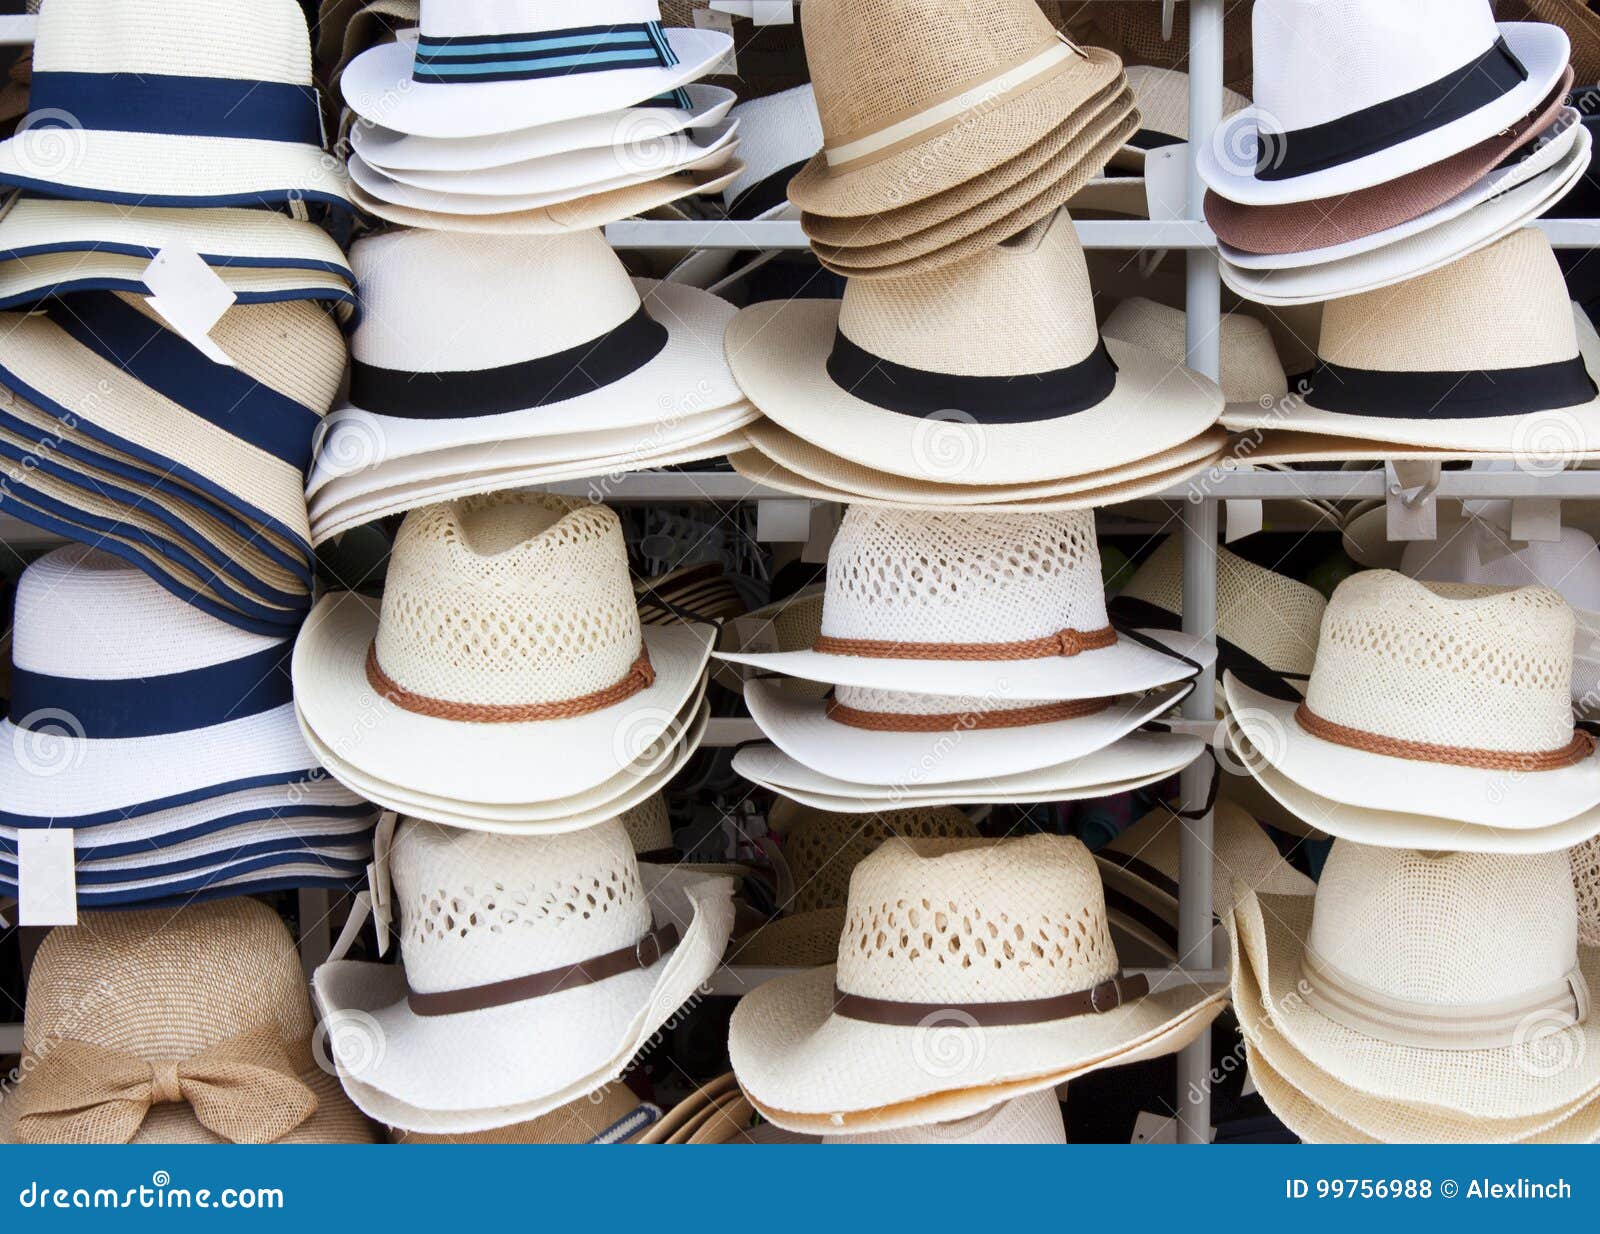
[779,804,978,915]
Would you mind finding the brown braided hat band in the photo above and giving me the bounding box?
[811,624,1118,663]
[831,972,1150,1027]
[366,643,656,723]
[1295,703,1596,772]
[825,695,1112,733]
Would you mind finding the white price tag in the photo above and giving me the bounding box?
[1224,499,1263,544]
[729,615,780,656]
[756,498,812,542]
[693,8,738,74]
[1143,143,1189,222]
[143,243,238,367]
[18,829,76,926]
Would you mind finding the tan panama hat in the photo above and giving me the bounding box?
[392,1083,660,1144]
[1102,296,1288,407]
[635,1072,741,1144]
[1,900,376,1144]
[787,0,1126,221]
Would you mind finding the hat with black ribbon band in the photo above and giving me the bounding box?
[1109,594,1304,702]
[1302,353,1598,420]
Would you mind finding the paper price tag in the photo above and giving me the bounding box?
[756,498,811,542]
[728,615,780,656]
[1224,499,1263,544]
[143,243,238,367]
[18,829,76,926]
[749,0,795,24]
[1143,143,1190,222]
[1510,497,1561,543]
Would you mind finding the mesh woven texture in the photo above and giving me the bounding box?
[733,907,846,967]
[783,805,979,914]
[36,0,315,84]
[1306,571,1576,754]
[1123,64,1249,140]
[393,816,652,993]
[1318,229,1580,372]
[621,793,673,854]
[1119,535,1324,676]
[1102,297,1286,404]
[817,506,1109,646]
[373,493,645,707]
[1571,837,1600,947]
[835,834,1121,1003]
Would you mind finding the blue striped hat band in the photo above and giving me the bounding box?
[413,20,680,84]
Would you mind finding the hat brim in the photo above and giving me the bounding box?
[0,847,370,908]
[342,28,734,139]
[725,300,1222,486]
[350,84,737,172]
[293,591,715,805]
[1196,22,1570,205]
[1224,673,1600,833]
[311,868,735,1133]
[0,252,358,316]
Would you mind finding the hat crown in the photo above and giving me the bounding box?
[620,793,673,854]
[23,899,310,1059]
[1318,229,1579,373]
[1306,571,1576,755]
[834,834,1121,1003]
[1308,842,1579,1007]
[374,493,645,709]
[817,505,1110,647]
[1250,0,1501,136]
[782,804,978,914]
[349,229,641,373]
[1400,514,1600,615]
[393,817,653,993]
[1102,298,1287,405]
[837,211,1100,375]
[723,84,823,204]
[419,0,665,39]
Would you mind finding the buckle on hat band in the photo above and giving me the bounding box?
[824,694,1111,733]
[365,643,656,723]
[1294,702,1596,772]
[406,923,681,1016]
[411,21,679,85]
[811,624,1118,663]
[830,971,1150,1027]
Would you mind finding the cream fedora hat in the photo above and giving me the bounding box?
[1197,0,1569,206]
[726,210,1222,487]
[728,833,1226,1134]
[340,1,733,139]
[312,817,734,1134]
[0,0,347,209]
[1224,571,1600,836]
[716,505,1211,700]
[294,493,714,808]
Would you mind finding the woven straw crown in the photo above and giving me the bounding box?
[393,816,653,993]
[816,506,1109,646]
[1102,298,1286,405]
[621,793,673,854]
[373,493,645,709]
[834,834,1122,1004]
[1307,572,1576,755]
[781,804,978,914]
[1572,838,1600,947]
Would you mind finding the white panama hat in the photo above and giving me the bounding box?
[294,493,714,809]
[1197,1,1570,206]
[312,816,734,1133]
[340,1,734,140]
[0,0,347,210]
[716,506,1212,700]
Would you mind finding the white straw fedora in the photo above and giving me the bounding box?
[716,506,1211,700]
[0,0,348,209]
[312,816,734,1133]
[726,210,1222,487]
[728,833,1226,1134]
[1224,571,1600,836]
[294,493,714,808]
[1197,0,1569,206]
[340,2,733,140]
[719,85,823,221]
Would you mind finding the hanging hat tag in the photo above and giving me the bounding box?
[143,242,239,368]
[329,891,374,963]
[368,811,399,956]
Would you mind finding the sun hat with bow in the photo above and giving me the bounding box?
[1197,0,1569,206]
[0,0,348,209]
[311,815,734,1134]
[728,833,1226,1134]
[294,492,714,810]
[1,898,376,1144]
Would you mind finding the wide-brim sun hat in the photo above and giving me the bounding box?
[393,1082,661,1145]
[1196,2,1569,206]
[0,252,357,315]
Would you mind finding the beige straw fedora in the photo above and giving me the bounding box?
[726,209,1222,488]
[635,1072,741,1144]
[1,899,376,1144]
[728,833,1226,1134]
[1101,296,1288,407]
[392,1083,660,1144]
[1575,836,1600,947]
[787,0,1125,220]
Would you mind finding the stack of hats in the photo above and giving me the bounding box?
[1198,0,1582,304]
[294,493,715,831]
[337,0,745,231]
[303,228,756,544]
[718,506,1214,810]
[726,1088,1073,1146]
[2,546,375,910]
[727,833,1226,1135]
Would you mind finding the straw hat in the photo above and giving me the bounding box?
[1224,571,1600,844]
[1113,66,1249,172]
[728,833,1226,1134]
[1229,840,1600,1132]
[1101,297,1287,407]
[294,493,714,810]
[1,900,376,1144]
[719,85,823,221]
[392,1084,660,1144]
[1197,0,1569,206]
[635,1072,741,1144]
[714,588,827,697]
[828,1090,1066,1144]
[311,816,735,1133]
[0,0,347,209]
[1574,836,1600,948]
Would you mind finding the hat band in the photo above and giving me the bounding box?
[831,971,1149,1027]
[826,330,1119,424]
[347,304,669,420]
[823,36,1081,170]
[1103,887,1179,953]
[406,922,680,1016]
[1295,702,1596,771]
[1301,946,1590,1050]
[364,642,657,722]
[1301,353,1597,420]
[26,72,323,146]
[812,624,1117,662]
[412,21,679,85]
[725,158,809,220]
[1127,129,1184,152]
[1108,595,1305,703]
[1256,35,1528,180]
[7,639,292,738]
[824,694,1110,732]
